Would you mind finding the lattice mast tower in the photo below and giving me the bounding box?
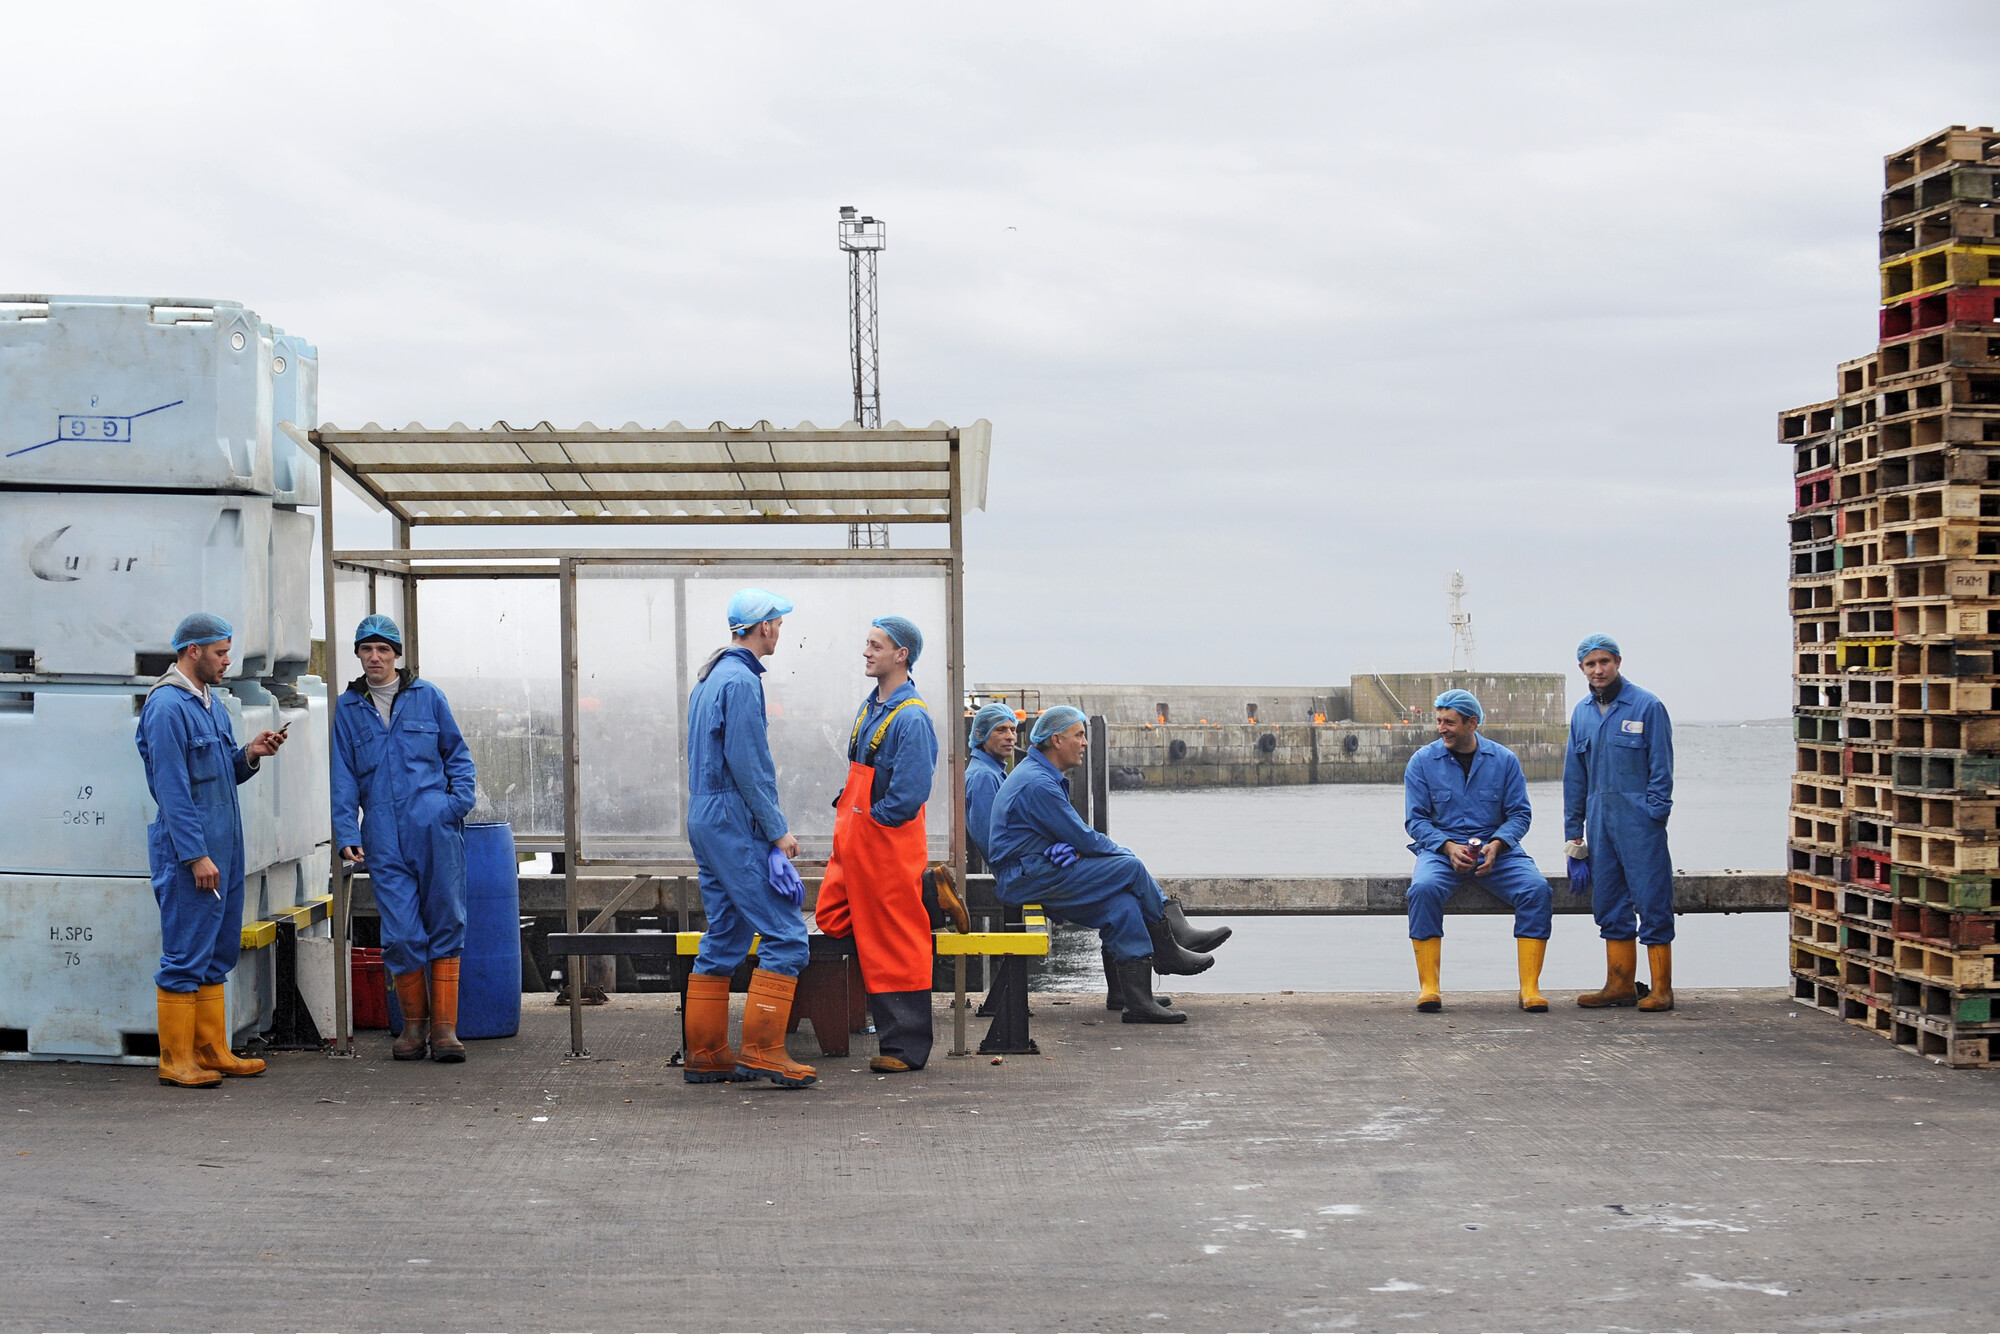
[1447,569,1476,673]
[838,205,889,549]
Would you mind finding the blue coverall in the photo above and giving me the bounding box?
[331,675,478,978]
[848,678,938,825]
[964,747,1007,865]
[1403,735,1553,941]
[1564,677,1676,945]
[986,746,1167,961]
[137,679,259,993]
[686,646,808,978]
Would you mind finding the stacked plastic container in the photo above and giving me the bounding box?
[0,296,332,1062]
[1782,126,2000,1069]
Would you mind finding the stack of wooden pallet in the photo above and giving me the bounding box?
[1782,124,2000,1069]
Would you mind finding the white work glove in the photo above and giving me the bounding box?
[1563,838,1589,862]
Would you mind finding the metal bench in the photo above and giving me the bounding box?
[547,906,1051,1061]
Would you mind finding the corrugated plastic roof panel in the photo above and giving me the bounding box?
[310,418,991,524]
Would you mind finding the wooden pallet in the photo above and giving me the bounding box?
[1892,712,2000,750]
[1890,789,2000,829]
[1893,938,1998,988]
[1891,823,2000,873]
[1892,901,2000,949]
[1893,865,1996,910]
[1892,1008,1997,1067]
[1891,747,2000,793]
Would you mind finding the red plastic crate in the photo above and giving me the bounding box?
[350,947,389,1030]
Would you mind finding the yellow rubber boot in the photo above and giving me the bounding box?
[735,969,817,1087]
[1412,937,1442,1012]
[1577,938,1643,1007]
[155,989,221,1088]
[1638,943,1674,1012]
[1516,938,1549,1012]
[193,983,265,1076]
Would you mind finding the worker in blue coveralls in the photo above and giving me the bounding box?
[137,613,288,1088]
[331,615,479,1063]
[1403,689,1553,1013]
[964,702,1018,870]
[1565,634,1677,1012]
[987,705,1229,1025]
[681,588,817,1089]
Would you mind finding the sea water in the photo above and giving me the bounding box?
[1029,721,1792,993]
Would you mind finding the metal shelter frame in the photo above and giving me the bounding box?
[300,419,990,1058]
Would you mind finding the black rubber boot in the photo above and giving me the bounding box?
[1164,897,1233,952]
[1115,957,1186,1024]
[867,990,934,1072]
[1146,916,1215,977]
[1103,948,1169,1011]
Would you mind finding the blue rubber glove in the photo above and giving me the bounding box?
[768,845,806,907]
[1565,856,1592,896]
[1045,842,1079,869]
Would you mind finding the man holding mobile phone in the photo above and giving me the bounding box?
[136,612,288,1088]
[330,615,479,1062]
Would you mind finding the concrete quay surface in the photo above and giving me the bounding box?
[1,989,1995,1333]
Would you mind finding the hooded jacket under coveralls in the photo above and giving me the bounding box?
[136,674,259,992]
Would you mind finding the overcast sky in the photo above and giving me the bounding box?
[8,3,1996,719]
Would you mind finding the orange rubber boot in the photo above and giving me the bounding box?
[428,957,466,1063]
[1638,943,1675,1012]
[1577,938,1645,1007]
[193,983,265,1076]
[391,969,429,1061]
[683,973,749,1083]
[734,969,817,1088]
[156,988,221,1088]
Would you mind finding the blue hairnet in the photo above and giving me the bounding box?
[171,612,233,651]
[727,588,794,634]
[971,702,1016,747]
[353,613,403,648]
[1577,633,1621,663]
[1031,705,1088,745]
[872,615,923,667]
[1433,688,1483,723]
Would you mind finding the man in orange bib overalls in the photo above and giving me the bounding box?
[816,616,943,1072]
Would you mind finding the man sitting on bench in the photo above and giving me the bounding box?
[986,706,1215,1024]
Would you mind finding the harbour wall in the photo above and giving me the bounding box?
[1101,721,1569,789]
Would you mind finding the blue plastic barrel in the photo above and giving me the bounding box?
[459,822,522,1038]
[386,821,521,1040]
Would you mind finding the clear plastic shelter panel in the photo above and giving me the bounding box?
[573,561,953,864]
[412,579,562,841]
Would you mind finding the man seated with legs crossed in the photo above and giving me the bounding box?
[1403,689,1553,1013]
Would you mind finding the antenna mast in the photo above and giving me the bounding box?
[1446,570,1476,673]
[838,205,889,549]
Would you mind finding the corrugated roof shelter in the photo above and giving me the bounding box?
[303,417,992,1057]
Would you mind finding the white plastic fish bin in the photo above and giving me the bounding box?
[0,683,247,877]
[268,331,320,507]
[0,296,275,495]
[227,682,282,877]
[0,490,273,677]
[268,506,316,674]
[268,677,330,864]
[0,874,164,1061]
[0,873,275,1060]
[264,844,332,912]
